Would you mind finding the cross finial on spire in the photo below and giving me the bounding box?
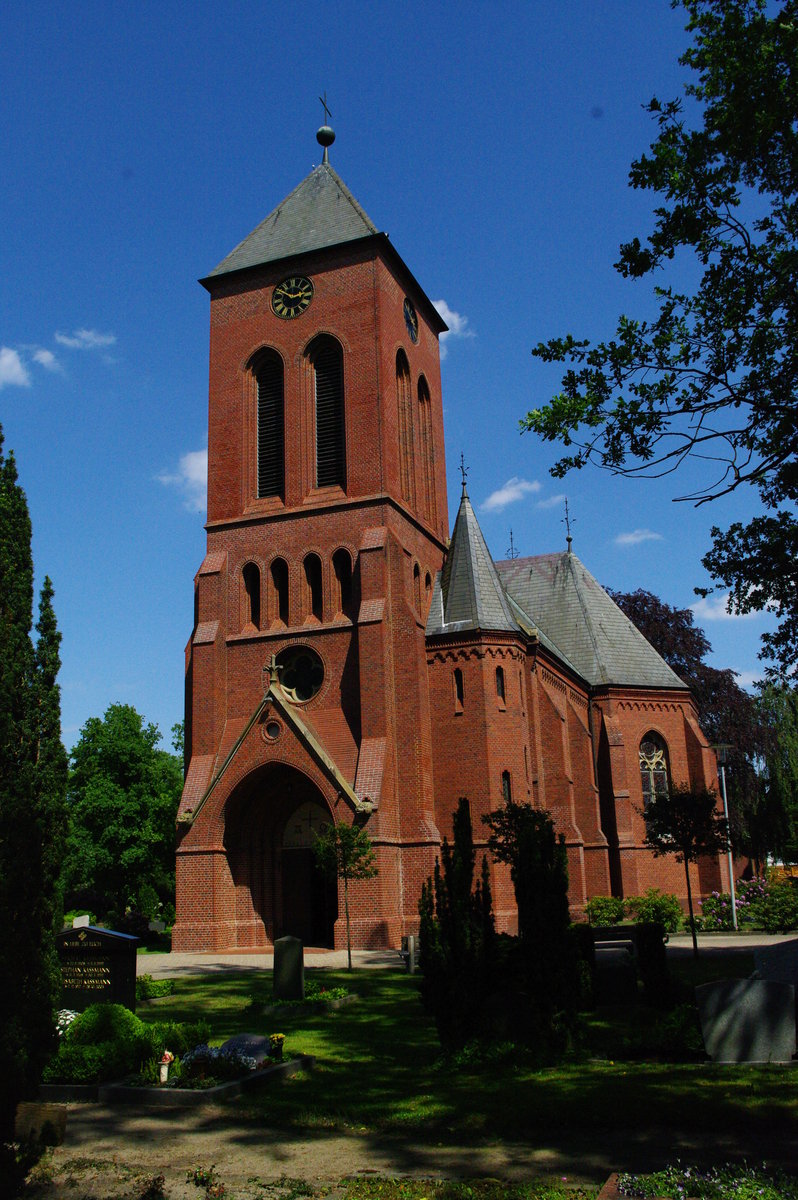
[506,529,519,560]
[563,498,574,552]
[316,93,335,164]
[459,453,469,496]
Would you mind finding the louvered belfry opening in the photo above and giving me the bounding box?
[256,351,285,499]
[312,336,346,489]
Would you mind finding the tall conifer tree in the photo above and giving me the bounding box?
[0,427,68,1153]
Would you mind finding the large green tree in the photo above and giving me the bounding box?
[523,0,798,680]
[0,429,68,1156]
[64,704,182,925]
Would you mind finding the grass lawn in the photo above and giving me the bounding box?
[135,956,797,1148]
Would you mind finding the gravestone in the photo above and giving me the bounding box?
[273,935,304,1000]
[696,978,796,1062]
[754,939,798,987]
[56,926,138,1012]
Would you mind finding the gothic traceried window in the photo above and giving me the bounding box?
[639,733,670,810]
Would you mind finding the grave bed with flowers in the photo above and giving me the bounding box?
[40,1003,313,1106]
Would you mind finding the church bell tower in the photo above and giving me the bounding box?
[173,124,449,952]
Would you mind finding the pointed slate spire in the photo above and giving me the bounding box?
[205,162,379,280]
[426,487,521,636]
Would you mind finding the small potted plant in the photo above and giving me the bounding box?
[269,1033,285,1061]
[159,1049,174,1084]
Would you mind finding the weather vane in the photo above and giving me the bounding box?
[563,498,575,552]
[316,93,335,163]
[459,453,469,495]
[506,529,519,560]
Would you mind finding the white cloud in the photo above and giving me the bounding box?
[730,670,762,692]
[33,348,62,372]
[691,592,759,622]
[536,492,567,510]
[158,448,207,513]
[432,299,475,360]
[55,328,117,350]
[481,477,542,513]
[0,347,31,389]
[614,528,664,547]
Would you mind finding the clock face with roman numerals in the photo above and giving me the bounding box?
[272,276,314,319]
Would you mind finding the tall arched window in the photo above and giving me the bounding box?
[254,350,284,499]
[269,557,289,626]
[242,562,261,630]
[413,563,422,615]
[332,548,353,615]
[418,375,436,524]
[502,770,513,805]
[396,351,415,506]
[639,733,670,810]
[495,665,506,705]
[304,553,323,622]
[310,336,346,489]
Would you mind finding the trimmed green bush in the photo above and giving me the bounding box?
[585,895,624,925]
[136,974,175,1001]
[625,888,683,932]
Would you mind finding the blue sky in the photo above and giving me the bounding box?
[1,1,775,749]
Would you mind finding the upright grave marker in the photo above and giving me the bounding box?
[56,926,138,1012]
[273,935,304,1000]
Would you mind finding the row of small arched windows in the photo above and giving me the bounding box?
[452,664,519,713]
[241,549,354,632]
[254,335,346,502]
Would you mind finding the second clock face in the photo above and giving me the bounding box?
[403,297,419,343]
[272,276,314,319]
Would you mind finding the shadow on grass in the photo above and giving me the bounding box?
[132,965,798,1176]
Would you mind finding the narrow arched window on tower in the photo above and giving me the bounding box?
[496,665,506,706]
[310,336,346,489]
[453,667,464,713]
[255,351,285,499]
[332,548,353,616]
[396,351,415,506]
[413,563,422,615]
[502,770,513,805]
[269,557,289,626]
[418,375,436,524]
[304,553,323,621]
[242,562,261,630]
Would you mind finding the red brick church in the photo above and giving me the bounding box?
[173,127,725,952]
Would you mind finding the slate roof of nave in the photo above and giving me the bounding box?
[425,486,687,691]
[206,163,379,279]
[496,552,689,691]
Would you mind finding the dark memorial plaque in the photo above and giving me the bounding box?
[56,926,138,1012]
[273,935,304,1000]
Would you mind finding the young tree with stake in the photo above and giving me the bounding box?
[312,819,377,969]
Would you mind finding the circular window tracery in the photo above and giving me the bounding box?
[276,645,324,703]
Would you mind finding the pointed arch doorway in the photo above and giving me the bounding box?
[224,764,338,949]
[281,800,337,947]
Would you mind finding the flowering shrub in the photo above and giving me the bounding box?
[618,1159,798,1198]
[697,891,735,931]
[55,1009,79,1038]
[697,875,798,933]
